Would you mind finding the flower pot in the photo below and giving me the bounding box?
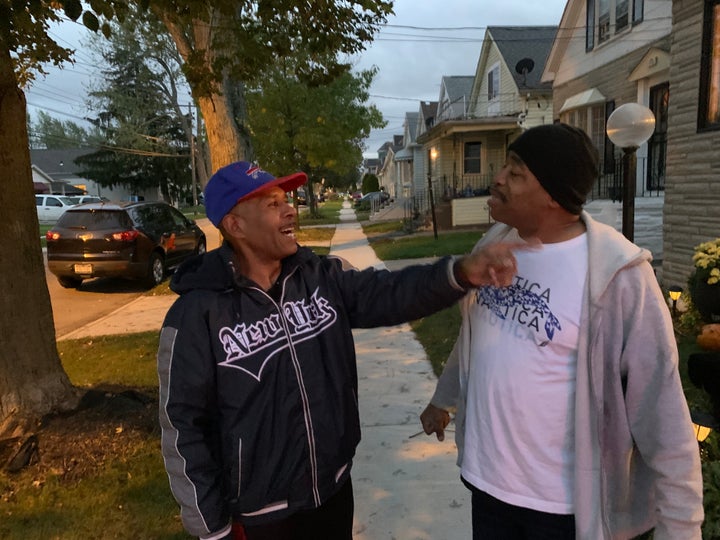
[690,279,720,323]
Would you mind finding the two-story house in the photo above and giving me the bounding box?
[416,26,556,228]
[393,111,419,199]
[542,0,671,261]
[663,0,720,287]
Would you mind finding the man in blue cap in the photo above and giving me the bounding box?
[157,161,523,540]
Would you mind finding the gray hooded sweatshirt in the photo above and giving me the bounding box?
[432,212,703,539]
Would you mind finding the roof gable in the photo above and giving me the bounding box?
[486,26,557,90]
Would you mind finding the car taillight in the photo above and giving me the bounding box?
[111,230,140,242]
[46,231,60,241]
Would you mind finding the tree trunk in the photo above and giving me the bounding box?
[0,47,79,441]
[197,77,252,171]
[154,9,252,173]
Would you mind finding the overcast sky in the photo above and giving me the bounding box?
[25,0,568,159]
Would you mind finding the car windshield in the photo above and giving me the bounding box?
[58,196,77,205]
[56,209,133,230]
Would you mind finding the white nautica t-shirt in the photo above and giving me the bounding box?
[461,232,588,515]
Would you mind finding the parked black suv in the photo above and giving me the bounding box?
[46,201,206,289]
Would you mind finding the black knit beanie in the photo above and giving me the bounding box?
[508,123,599,215]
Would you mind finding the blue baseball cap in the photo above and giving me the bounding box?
[204,161,307,227]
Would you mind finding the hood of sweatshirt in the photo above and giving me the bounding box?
[170,241,315,295]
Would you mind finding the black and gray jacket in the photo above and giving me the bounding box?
[158,243,466,539]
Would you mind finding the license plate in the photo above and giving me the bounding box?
[73,263,93,274]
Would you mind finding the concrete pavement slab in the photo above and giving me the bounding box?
[330,203,470,539]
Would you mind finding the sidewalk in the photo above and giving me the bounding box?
[332,206,470,539]
[60,203,470,539]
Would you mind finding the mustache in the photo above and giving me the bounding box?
[489,186,506,201]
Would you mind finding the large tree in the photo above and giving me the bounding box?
[28,110,98,149]
[0,0,392,447]
[247,63,385,215]
[0,1,121,447]
[150,0,393,171]
[77,11,194,203]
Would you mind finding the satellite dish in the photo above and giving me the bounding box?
[515,58,535,87]
[515,58,535,75]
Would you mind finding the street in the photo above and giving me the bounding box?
[48,216,219,339]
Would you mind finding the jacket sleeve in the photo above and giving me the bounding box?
[619,262,704,539]
[158,296,232,540]
[326,255,466,328]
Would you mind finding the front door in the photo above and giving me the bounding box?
[647,82,669,192]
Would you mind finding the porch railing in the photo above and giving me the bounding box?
[588,157,664,201]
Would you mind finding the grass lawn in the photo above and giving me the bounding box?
[369,230,483,260]
[1,332,188,539]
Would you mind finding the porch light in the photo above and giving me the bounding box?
[690,409,716,443]
[606,103,656,241]
[668,285,683,317]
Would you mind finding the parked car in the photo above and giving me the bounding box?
[354,191,390,208]
[68,195,108,205]
[35,194,78,224]
[46,201,206,289]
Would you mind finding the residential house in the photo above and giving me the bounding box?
[30,148,160,202]
[392,111,419,198]
[32,165,53,194]
[417,26,556,228]
[542,0,671,261]
[377,136,403,198]
[411,101,438,195]
[361,157,381,177]
[663,0,720,287]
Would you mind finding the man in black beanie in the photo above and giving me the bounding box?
[507,123,599,215]
[420,123,703,539]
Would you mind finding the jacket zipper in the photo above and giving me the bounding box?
[253,275,322,507]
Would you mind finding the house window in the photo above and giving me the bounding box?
[586,0,595,50]
[464,142,481,174]
[699,0,720,130]
[487,65,499,101]
[587,0,643,48]
[598,0,611,43]
[560,104,607,167]
[633,0,643,23]
[616,0,629,32]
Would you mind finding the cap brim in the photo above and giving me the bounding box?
[238,171,308,202]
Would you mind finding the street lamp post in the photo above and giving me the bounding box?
[428,147,438,240]
[606,103,656,241]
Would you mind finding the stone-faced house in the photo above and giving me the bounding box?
[542,0,671,261]
[663,0,720,287]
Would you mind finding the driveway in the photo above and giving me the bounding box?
[48,215,219,339]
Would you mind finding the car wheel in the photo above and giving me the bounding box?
[195,239,206,255]
[144,252,165,289]
[57,276,82,289]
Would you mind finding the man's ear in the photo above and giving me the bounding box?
[221,213,244,238]
[547,197,562,210]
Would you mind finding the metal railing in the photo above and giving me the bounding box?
[402,156,664,231]
[589,157,664,201]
